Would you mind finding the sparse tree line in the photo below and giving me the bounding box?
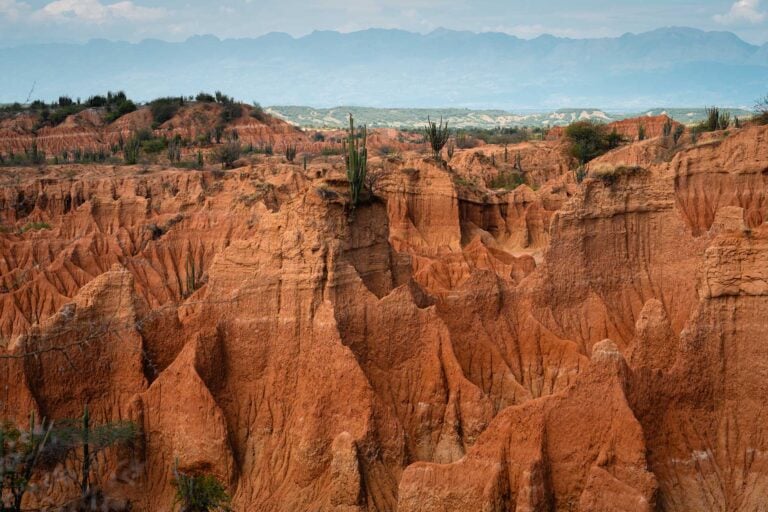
[1,406,230,511]
[0,90,310,170]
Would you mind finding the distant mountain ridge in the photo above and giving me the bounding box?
[267,106,755,129]
[2,27,766,109]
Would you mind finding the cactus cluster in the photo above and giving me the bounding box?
[424,116,450,159]
[123,135,141,165]
[703,107,730,131]
[285,144,297,162]
[663,117,673,138]
[342,114,368,211]
[167,136,182,163]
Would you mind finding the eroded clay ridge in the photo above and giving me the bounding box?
[1,123,767,511]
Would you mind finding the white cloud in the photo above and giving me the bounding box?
[35,0,165,24]
[714,0,766,24]
[0,0,30,21]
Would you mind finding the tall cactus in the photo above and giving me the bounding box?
[343,114,368,211]
[663,117,673,138]
[424,116,450,159]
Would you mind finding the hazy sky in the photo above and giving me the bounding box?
[1,0,767,46]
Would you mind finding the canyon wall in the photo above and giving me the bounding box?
[0,123,767,511]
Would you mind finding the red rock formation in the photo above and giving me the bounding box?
[0,123,766,511]
[607,114,684,140]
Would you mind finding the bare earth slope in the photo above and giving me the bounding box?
[0,122,767,511]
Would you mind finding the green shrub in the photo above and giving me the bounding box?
[20,221,51,233]
[488,171,524,190]
[149,97,184,125]
[215,141,241,169]
[250,102,267,122]
[141,138,167,154]
[86,95,108,108]
[105,99,137,123]
[606,128,624,149]
[755,95,768,125]
[455,132,479,149]
[196,92,216,103]
[172,462,231,512]
[49,104,85,126]
[565,120,610,165]
[124,135,141,164]
[591,165,645,185]
[321,147,341,156]
[219,102,242,124]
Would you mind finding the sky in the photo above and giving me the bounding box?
[0,0,767,46]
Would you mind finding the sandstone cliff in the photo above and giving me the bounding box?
[0,123,767,511]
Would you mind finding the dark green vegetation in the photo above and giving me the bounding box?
[564,121,618,166]
[284,144,297,163]
[591,165,647,186]
[488,171,524,190]
[0,91,136,129]
[424,117,450,159]
[343,114,368,211]
[1,408,228,511]
[754,95,768,125]
[149,97,185,126]
[0,407,136,512]
[19,221,51,233]
[0,91,274,168]
[697,106,731,132]
[172,461,232,512]
[215,141,241,169]
[250,102,268,122]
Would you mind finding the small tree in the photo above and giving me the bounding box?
[172,461,231,512]
[342,114,368,212]
[637,124,646,141]
[215,142,241,169]
[606,128,623,149]
[0,413,55,512]
[565,121,609,165]
[41,404,137,500]
[424,116,450,159]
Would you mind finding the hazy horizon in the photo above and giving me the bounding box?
[1,0,767,46]
[3,24,767,109]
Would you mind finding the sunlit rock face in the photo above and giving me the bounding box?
[1,118,767,511]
